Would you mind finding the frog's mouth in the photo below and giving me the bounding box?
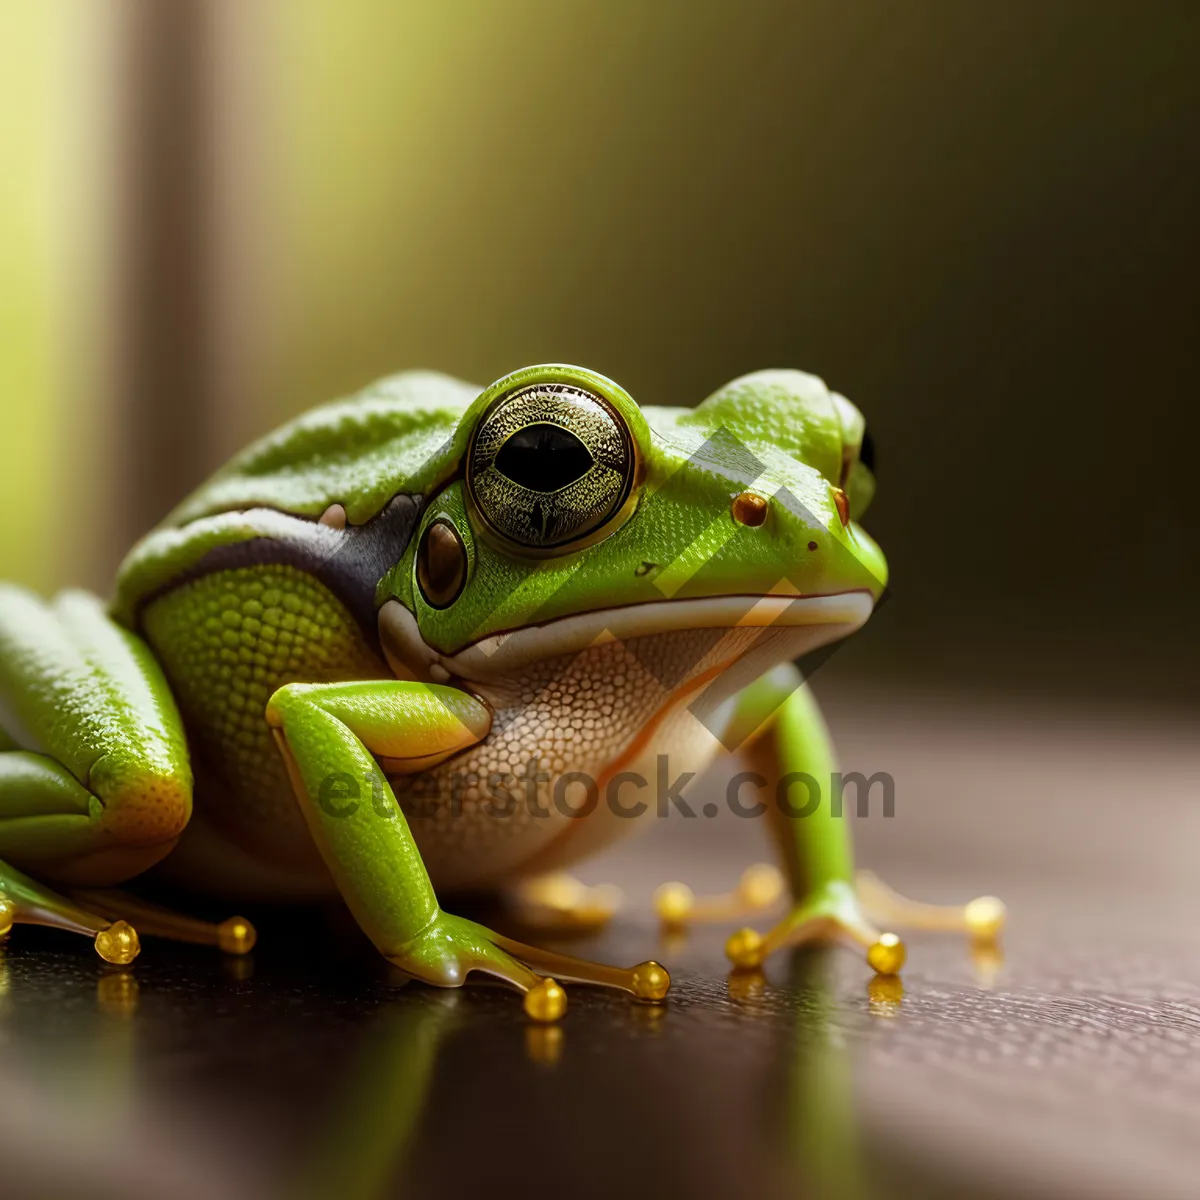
[378,591,873,687]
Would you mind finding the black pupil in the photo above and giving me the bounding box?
[494,423,594,492]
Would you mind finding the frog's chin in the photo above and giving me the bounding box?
[378,591,873,687]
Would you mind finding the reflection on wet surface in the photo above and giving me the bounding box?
[0,910,985,1200]
[2,693,1199,1200]
[0,903,1126,1200]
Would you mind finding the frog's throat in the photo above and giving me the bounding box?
[378,591,873,685]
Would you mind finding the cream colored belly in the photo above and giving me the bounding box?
[398,625,796,893]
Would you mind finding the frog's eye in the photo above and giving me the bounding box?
[466,383,635,550]
[416,518,467,608]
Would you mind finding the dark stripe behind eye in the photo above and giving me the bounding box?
[137,493,424,654]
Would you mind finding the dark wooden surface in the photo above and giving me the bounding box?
[0,683,1196,1199]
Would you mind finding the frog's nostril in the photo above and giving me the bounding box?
[731,491,768,527]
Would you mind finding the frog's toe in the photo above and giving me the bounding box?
[512,872,624,932]
[71,887,257,955]
[217,915,258,955]
[856,870,1006,941]
[490,929,670,1004]
[654,862,785,929]
[94,920,141,965]
[865,932,907,975]
[523,977,567,1022]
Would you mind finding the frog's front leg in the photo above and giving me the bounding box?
[265,680,668,1019]
[661,663,1004,974]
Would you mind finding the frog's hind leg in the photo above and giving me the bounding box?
[0,586,194,959]
[703,664,1004,976]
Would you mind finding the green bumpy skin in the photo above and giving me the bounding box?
[382,365,885,655]
[0,362,995,1014]
[139,565,390,866]
[0,587,191,885]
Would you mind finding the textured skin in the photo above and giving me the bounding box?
[138,367,874,906]
[264,678,491,956]
[140,564,389,867]
[165,371,479,527]
[0,587,191,883]
[401,626,803,891]
[136,566,802,896]
[0,363,897,992]
[117,365,884,657]
[381,367,886,658]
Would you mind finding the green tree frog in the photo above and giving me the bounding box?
[0,364,1003,1020]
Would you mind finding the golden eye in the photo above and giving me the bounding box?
[416,518,467,608]
[466,383,635,550]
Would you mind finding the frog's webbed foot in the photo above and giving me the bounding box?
[389,910,669,1022]
[652,854,902,974]
[653,862,787,929]
[724,880,908,976]
[721,874,1006,976]
[511,872,624,932]
[855,870,1006,941]
[68,887,256,955]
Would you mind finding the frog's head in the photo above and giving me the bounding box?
[379,364,885,705]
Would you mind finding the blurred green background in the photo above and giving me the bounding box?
[2,1,1197,699]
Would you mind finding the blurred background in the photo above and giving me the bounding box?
[2,5,1200,1199]
[3,0,1197,701]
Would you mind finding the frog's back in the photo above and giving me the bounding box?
[167,370,480,529]
[113,370,480,625]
